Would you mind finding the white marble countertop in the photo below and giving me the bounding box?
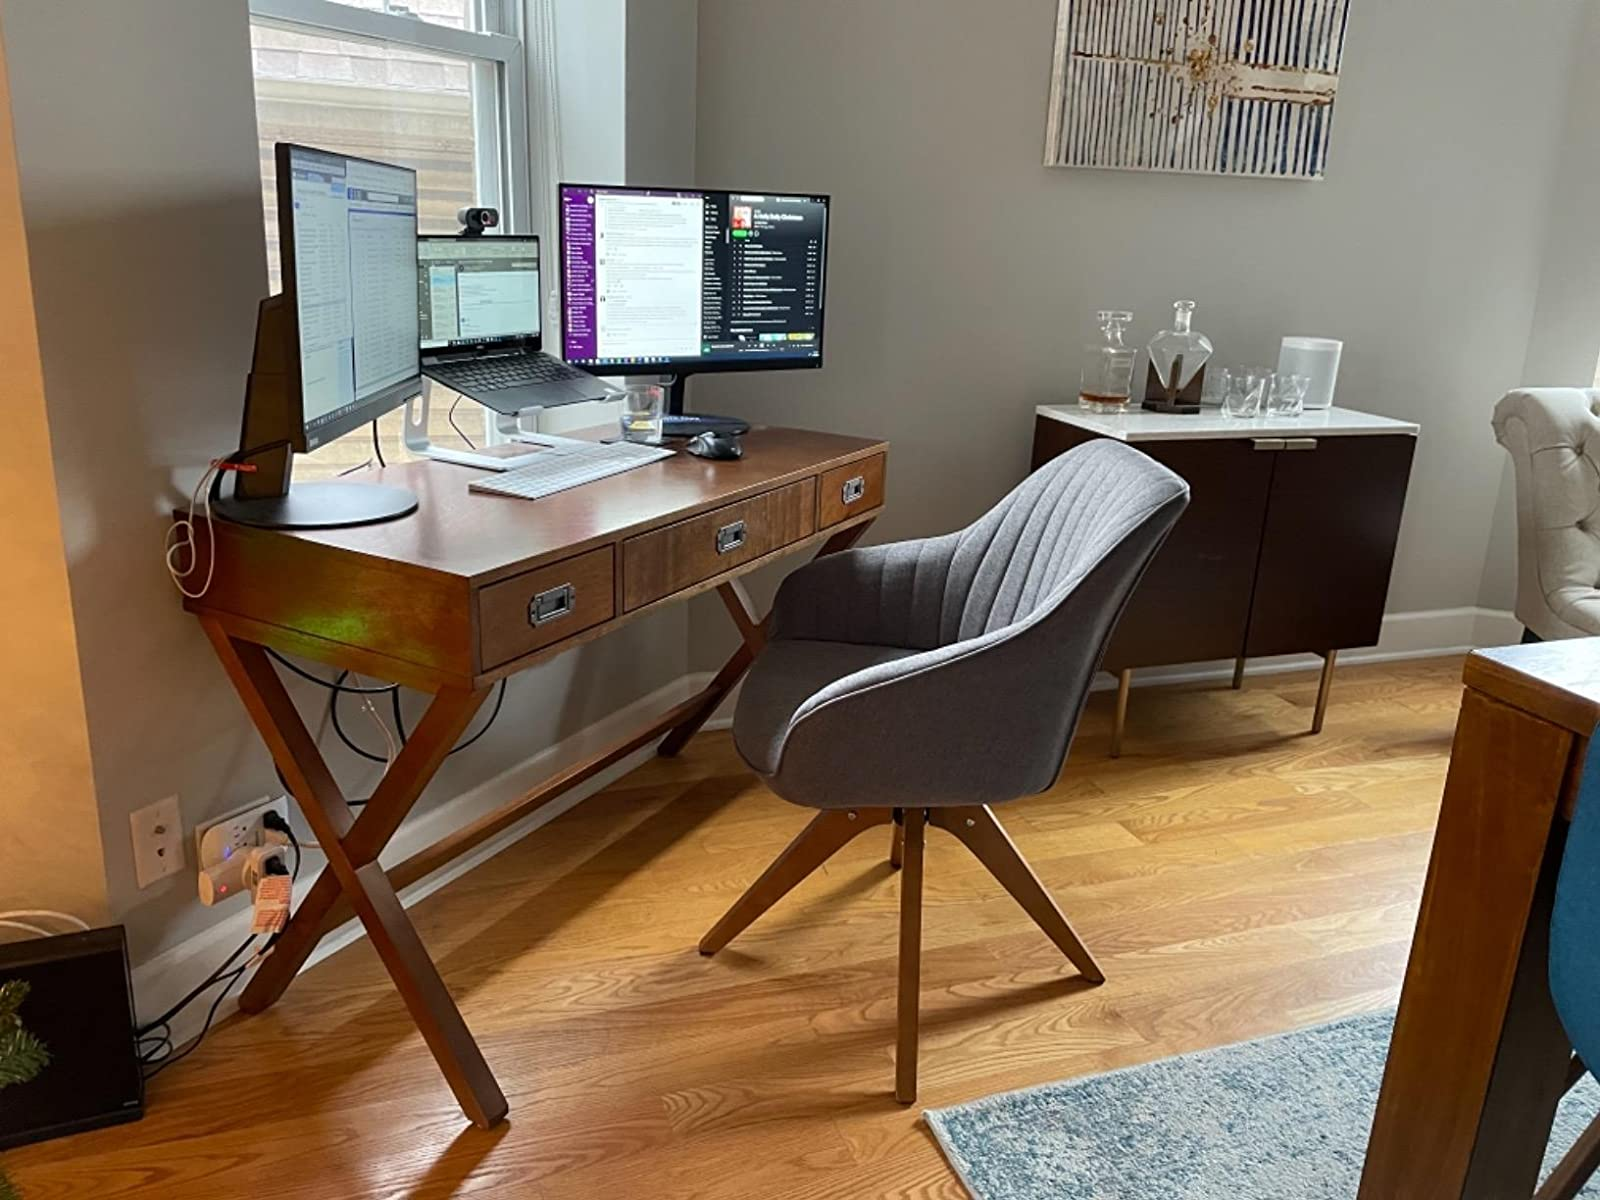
[1035,404,1419,442]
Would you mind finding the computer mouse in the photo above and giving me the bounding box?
[686,431,744,461]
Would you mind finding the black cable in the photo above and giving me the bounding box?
[136,935,256,1036]
[142,965,249,1080]
[371,420,387,467]
[450,680,507,756]
[390,687,408,747]
[329,672,393,765]
[447,395,477,449]
[267,649,395,694]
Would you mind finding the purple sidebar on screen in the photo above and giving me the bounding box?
[560,185,598,360]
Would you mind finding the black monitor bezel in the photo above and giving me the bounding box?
[275,142,424,453]
[556,181,829,379]
[416,233,543,356]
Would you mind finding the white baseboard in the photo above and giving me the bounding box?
[1093,605,1521,690]
[136,605,1515,1048]
[133,673,711,1048]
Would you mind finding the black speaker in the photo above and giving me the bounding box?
[0,926,143,1149]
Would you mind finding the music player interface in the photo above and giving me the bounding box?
[561,186,826,368]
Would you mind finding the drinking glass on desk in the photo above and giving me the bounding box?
[620,384,665,445]
[1222,370,1267,418]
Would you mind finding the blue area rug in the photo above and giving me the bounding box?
[925,1010,1600,1200]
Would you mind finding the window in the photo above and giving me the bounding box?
[248,0,529,475]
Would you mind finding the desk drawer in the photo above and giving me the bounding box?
[623,479,817,611]
[818,454,886,529]
[478,546,615,669]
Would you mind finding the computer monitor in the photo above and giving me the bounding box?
[417,235,542,355]
[214,143,422,529]
[558,184,828,435]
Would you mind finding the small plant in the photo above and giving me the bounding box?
[0,980,48,1091]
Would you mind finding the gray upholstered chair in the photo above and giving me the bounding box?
[1492,388,1600,639]
[699,438,1190,1102]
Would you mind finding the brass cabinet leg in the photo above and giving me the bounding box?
[890,816,905,870]
[1311,650,1338,734]
[1232,656,1246,690]
[699,808,891,954]
[895,807,926,1105]
[1111,669,1132,758]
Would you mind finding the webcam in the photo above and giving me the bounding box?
[457,206,500,236]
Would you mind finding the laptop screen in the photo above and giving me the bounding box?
[417,235,541,351]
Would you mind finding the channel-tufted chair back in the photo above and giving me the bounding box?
[1492,389,1600,638]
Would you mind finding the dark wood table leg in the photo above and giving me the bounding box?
[200,618,507,1128]
[658,518,876,758]
[1359,688,1577,1197]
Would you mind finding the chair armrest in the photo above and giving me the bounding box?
[769,533,960,649]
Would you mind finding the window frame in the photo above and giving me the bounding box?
[247,0,531,236]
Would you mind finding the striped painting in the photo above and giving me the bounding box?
[1044,0,1352,179]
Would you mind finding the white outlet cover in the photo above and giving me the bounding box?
[196,796,283,872]
[130,795,184,889]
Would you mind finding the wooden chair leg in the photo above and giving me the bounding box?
[896,807,926,1105]
[932,805,1105,984]
[1535,1114,1600,1200]
[890,816,905,870]
[699,808,891,954]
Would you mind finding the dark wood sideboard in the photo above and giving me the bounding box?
[1031,405,1417,754]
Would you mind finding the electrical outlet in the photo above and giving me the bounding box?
[130,796,184,889]
[195,797,285,905]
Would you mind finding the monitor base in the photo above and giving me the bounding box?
[213,481,418,530]
[662,413,750,439]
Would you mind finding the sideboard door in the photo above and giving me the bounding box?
[1243,434,1415,658]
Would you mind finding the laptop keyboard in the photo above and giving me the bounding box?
[430,353,591,392]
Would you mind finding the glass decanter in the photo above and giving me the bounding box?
[1079,310,1136,413]
[1147,300,1213,396]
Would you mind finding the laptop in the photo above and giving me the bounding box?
[417,234,616,413]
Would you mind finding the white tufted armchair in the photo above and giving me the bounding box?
[1492,388,1600,639]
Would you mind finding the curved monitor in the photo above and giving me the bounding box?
[277,143,422,452]
[559,184,828,377]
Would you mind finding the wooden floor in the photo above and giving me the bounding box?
[5,657,1464,1200]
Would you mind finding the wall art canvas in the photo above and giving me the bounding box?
[1044,0,1352,179]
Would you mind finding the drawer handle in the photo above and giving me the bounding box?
[1283,438,1319,451]
[841,475,867,505]
[1252,438,1286,451]
[529,583,576,626]
[716,520,748,555]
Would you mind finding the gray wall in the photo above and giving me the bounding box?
[692,0,1583,665]
[1,0,689,961]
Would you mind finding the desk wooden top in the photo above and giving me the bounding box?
[209,425,886,589]
[1465,640,1600,737]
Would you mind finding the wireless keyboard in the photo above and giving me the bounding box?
[467,437,674,501]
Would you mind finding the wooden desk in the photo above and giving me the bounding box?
[1031,405,1417,755]
[183,426,889,1128]
[1360,640,1600,1198]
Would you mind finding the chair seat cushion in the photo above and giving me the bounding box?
[734,639,921,775]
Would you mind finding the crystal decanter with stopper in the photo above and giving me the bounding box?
[1144,300,1213,414]
[1079,310,1136,413]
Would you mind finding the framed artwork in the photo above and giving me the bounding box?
[1044,0,1352,179]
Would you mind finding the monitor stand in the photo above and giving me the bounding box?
[661,374,750,439]
[211,296,418,530]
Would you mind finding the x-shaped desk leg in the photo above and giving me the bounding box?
[657,519,875,758]
[199,617,507,1128]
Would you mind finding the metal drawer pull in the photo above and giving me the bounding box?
[716,520,747,555]
[1283,438,1319,451]
[529,583,576,626]
[841,475,867,505]
[1252,438,1286,451]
